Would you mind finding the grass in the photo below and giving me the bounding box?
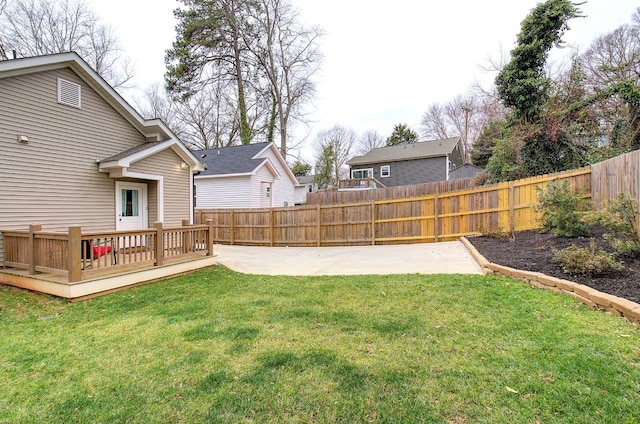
[1,266,639,423]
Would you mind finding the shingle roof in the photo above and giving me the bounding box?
[296,175,315,184]
[194,142,271,176]
[348,137,462,166]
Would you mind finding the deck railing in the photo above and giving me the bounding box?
[1,220,214,282]
[338,178,385,190]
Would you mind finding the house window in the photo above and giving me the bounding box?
[351,168,373,179]
[380,165,390,178]
[266,186,271,198]
[57,78,81,109]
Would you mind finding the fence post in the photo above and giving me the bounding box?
[433,192,440,243]
[28,223,42,275]
[509,181,515,234]
[154,221,164,266]
[68,225,82,283]
[206,219,214,256]
[316,204,321,247]
[230,210,235,245]
[370,201,376,245]
[269,209,275,247]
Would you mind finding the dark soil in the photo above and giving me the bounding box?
[467,226,640,304]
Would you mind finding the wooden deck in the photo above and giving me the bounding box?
[0,222,217,300]
[0,253,217,301]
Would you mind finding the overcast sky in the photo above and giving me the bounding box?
[86,0,638,161]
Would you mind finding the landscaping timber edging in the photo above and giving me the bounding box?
[460,237,640,323]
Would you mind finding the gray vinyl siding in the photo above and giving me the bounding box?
[450,164,483,180]
[128,149,191,227]
[351,157,448,187]
[0,68,145,265]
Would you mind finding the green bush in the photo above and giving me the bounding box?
[590,193,640,257]
[536,180,591,237]
[553,240,624,277]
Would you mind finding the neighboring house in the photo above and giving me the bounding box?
[294,175,317,205]
[347,137,465,187]
[0,52,203,266]
[194,142,298,209]
[450,163,484,180]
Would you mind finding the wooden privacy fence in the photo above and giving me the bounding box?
[591,149,640,232]
[196,167,592,246]
[1,221,214,282]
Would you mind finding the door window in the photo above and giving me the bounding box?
[121,189,139,217]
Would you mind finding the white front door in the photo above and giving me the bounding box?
[116,182,147,231]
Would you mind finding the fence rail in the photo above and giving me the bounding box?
[196,167,592,246]
[1,221,214,282]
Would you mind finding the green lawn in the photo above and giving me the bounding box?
[1,266,639,423]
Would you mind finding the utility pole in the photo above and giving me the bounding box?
[461,106,471,163]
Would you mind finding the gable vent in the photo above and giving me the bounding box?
[57,78,81,109]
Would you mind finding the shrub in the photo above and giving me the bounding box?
[536,180,591,237]
[553,240,624,277]
[590,193,640,257]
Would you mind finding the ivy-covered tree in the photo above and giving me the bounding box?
[495,0,581,124]
[165,0,321,153]
[313,144,335,189]
[166,0,255,144]
[386,123,419,146]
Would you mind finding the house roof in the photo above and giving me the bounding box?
[194,142,273,176]
[194,142,301,186]
[0,52,203,171]
[348,137,462,166]
[296,175,315,184]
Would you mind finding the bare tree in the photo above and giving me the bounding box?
[354,130,385,155]
[245,0,322,157]
[422,93,507,163]
[581,8,640,149]
[0,0,133,87]
[420,103,451,140]
[138,79,244,149]
[313,125,356,186]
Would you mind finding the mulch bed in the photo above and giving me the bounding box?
[467,226,640,304]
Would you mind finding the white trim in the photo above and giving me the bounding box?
[194,159,279,180]
[351,168,373,179]
[99,139,203,172]
[110,169,164,223]
[195,172,253,180]
[189,172,194,224]
[254,142,298,184]
[115,181,148,231]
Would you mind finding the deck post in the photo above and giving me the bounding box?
[182,219,192,253]
[206,219,214,256]
[28,224,42,275]
[68,226,82,282]
[154,221,164,266]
